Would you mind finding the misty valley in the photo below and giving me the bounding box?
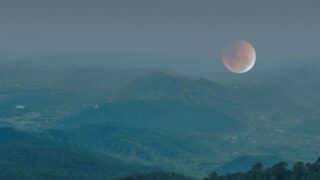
[0,57,320,179]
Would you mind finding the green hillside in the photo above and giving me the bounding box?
[63,100,242,133]
[1,59,320,178]
[0,127,148,180]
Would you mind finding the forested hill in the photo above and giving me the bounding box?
[120,157,320,180]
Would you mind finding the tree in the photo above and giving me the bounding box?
[248,162,264,179]
[292,162,306,180]
[204,172,219,180]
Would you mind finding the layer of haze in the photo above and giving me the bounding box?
[0,0,319,78]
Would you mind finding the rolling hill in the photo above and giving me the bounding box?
[0,127,148,180]
[2,58,320,178]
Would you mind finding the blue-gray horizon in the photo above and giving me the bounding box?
[0,0,319,60]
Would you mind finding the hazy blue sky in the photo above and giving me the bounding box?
[1,0,319,61]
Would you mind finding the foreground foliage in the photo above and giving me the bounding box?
[121,158,320,180]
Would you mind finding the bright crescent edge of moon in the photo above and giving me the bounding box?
[222,40,256,74]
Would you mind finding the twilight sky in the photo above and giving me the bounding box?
[0,0,319,61]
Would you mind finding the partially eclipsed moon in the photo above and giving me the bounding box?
[222,40,256,73]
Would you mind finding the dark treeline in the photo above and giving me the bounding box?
[204,158,320,180]
[119,172,194,180]
[121,158,320,180]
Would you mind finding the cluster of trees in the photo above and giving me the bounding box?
[119,172,194,180]
[121,158,320,180]
[204,158,320,180]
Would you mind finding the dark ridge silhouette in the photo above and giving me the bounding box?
[120,157,320,180]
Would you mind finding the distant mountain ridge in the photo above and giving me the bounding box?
[1,58,320,178]
[63,99,242,133]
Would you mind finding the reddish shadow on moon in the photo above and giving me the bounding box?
[222,40,256,73]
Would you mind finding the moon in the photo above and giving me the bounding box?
[222,40,256,73]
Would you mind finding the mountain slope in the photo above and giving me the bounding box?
[64,100,242,134]
[0,127,147,180]
[58,120,223,177]
[114,72,233,109]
